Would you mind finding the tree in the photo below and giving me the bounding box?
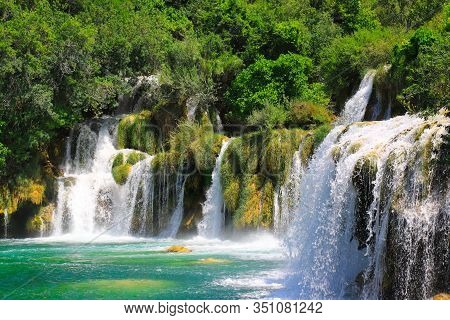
[226,54,328,120]
[391,27,449,113]
[375,0,445,29]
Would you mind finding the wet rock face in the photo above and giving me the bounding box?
[352,155,377,250]
[116,76,160,115]
[283,111,450,299]
[95,188,114,228]
[353,117,450,299]
[26,204,54,237]
[383,208,450,299]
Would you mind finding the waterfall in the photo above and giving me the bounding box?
[215,109,224,133]
[38,215,44,238]
[52,119,120,237]
[274,144,304,235]
[63,129,74,173]
[159,174,186,238]
[338,70,376,125]
[3,208,8,238]
[52,117,158,238]
[72,124,98,173]
[282,114,449,299]
[186,96,199,122]
[197,139,233,239]
[54,118,118,236]
[155,166,173,233]
[125,157,155,236]
[368,90,383,121]
[53,118,149,237]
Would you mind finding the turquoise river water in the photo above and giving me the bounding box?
[0,234,284,299]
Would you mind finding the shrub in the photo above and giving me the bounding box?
[288,100,334,128]
[225,54,320,120]
[391,27,449,113]
[247,104,290,129]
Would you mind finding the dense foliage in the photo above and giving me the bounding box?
[0,0,448,184]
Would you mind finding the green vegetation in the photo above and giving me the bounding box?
[391,24,449,113]
[225,54,327,121]
[162,114,225,174]
[111,151,146,185]
[25,203,54,236]
[117,111,158,154]
[220,128,306,229]
[0,0,448,220]
[320,27,407,99]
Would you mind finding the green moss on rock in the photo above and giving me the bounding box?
[112,153,124,168]
[221,155,241,212]
[152,151,181,175]
[313,124,332,148]
[126,151,146,166]
[233,176,274,229]
[117,111,158,154]
[112,163,132,185]
[26,204,54,236]
[0,179,47,214]
[111,151,147,185]
[263,129,305,183]
[233,175,262,229]
[219,127,325,231]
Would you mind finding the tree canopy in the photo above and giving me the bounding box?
[0,0,448,181]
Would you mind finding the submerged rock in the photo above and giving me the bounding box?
[433,293,450,300]
[165,245,192,253]
[196,258,230,264]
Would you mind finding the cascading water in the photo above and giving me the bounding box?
[3,208,7,238]
[368,90,383,121]
[273,144,304,235]
[197,139,233,239]
[52,118,158,238]
[186,96,199,122]
[126,157,155,236]
[38,215,44,238]
[361,115,450,299]
[159,174,186,238]
[52,119,120,237]
[281,114,449,299]
[338,70,376,125]
[215,109,224,133]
